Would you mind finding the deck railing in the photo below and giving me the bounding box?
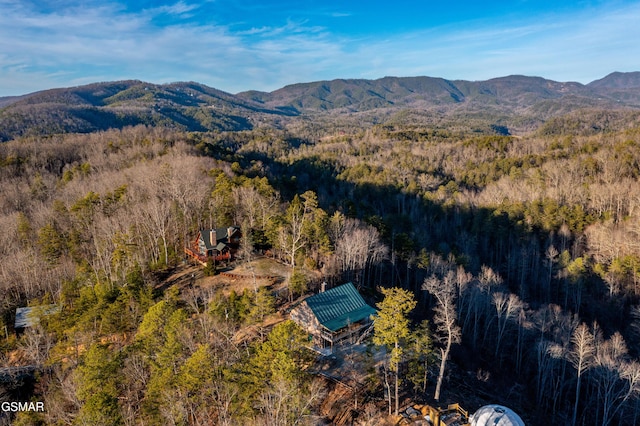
[184,247,231,265]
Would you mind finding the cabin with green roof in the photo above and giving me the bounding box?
[290,282,377,354]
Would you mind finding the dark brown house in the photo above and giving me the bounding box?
[185,226,241,264]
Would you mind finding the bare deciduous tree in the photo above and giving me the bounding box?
[256,378,326,426]
[18,324,54,365]
[423,271,461,401]
[569,322,595,426]
[493,292,523,359]
[332,218,388,285]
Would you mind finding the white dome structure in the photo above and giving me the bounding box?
[469,405,525,426]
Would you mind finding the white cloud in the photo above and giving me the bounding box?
[0,0,639,95]
[154,1,201,16]
[0,1,353,93]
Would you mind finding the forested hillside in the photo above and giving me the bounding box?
[4,72,640,142]
[0,81,292,142]
[2,76,640,424]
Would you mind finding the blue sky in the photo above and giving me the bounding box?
[1,0,640,96]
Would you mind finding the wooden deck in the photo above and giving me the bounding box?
[184,246,231,265]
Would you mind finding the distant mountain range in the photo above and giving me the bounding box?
[2,72,640,141]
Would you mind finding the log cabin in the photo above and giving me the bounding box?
[185,226,241,264]
[290,282,377,355]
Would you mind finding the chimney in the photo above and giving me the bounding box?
[321,281,327,293]
[228,226,234,239]
[210,229,215,245]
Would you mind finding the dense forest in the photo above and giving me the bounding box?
[1,96,640,425]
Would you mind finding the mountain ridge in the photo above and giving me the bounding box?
[587,71,640,89]
[2,72,640,141]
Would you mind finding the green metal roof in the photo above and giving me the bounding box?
[14,304,60,329]
[304,282,376,332]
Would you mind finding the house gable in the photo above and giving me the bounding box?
[196,226,240,256]
[290,301,322,334]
